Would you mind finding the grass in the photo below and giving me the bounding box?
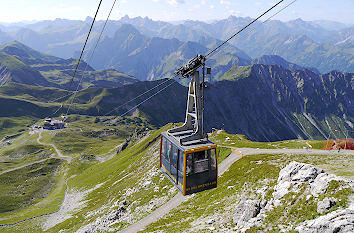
[217,147,232,164]
[220,65,252,81]
[0,123,352,231]
[210,130,325,149]
[143,151,353,232]
[0,115,151,226]
[0,132,55,172]
[40,115,147,156]
[46,123,177,232]
[0,116,37,139]
[143,154,280,232]
[0,161,67,225]
[0,158,62,213]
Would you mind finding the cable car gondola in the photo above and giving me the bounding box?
[159,55,218,195]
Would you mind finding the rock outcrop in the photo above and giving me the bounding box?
[232,161,353,232]
[296,196,354,233]
[317,197,337,214]
[233,199,261,227]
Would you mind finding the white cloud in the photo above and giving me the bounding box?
[220,0,231,5]
[168,0,185,6]
[210,4,215,9]
[229,9,241,16]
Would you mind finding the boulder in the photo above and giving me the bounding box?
[233,200,261,227]
[317,197,337,214]
[273,162,324,199]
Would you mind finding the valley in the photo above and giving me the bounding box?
[0,3,353,232]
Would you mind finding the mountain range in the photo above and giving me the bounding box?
[0,16,353,75]
[0,42,352,141]
[0,17,352,142]
[0,41,137,89]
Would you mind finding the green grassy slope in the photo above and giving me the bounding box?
[210,130,325,149]
[0,41,60,65]
[0,158,62,213]
[0,116,37,139]
[0,115,155,226]
[0,124,352,232]
[0,52,51,86]
[143,151,353,232]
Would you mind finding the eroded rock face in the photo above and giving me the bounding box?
[296,208,354,233]
[310,173,348,197]
[273,162,354,233]
[273,161,324,199]
[233,200,264,232]
[273,161,354,200]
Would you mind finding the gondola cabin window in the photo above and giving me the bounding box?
[162,137,166,158]
[194,150,208,173]
[186,153,193,175]
[210,149,217,170]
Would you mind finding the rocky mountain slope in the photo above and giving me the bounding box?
[0,63,352,141]
[82,24,250,81]
[205,64,354,141]
[0,41,137,89]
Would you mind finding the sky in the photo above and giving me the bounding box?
[0,0,353,24]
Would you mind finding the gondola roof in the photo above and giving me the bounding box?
[161,132,216,152]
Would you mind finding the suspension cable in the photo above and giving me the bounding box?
[65,0,119,116]
[103,76,177,116]
[114,78,177,118]
[44,0,103,118]
[205,0,284,58]
[209,0,298,59]
[65,0,103,94]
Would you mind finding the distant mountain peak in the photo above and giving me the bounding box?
[252,55,320,74]
[116,24,141,35]
[84,16,93,22]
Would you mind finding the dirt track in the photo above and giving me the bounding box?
[121,147,354,233]
[121,151,242,233]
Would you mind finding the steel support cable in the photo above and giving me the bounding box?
[205,0,284,58]
[210,0,298,59]
[205,0,298,142]
[44,0,103,118]
[52,0,176,118]
[65,0,103,93]
[115,78,177,118]
[65,0,119,117]
[103,76,177,116]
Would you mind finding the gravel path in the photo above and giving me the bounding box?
[121,147,354,233]
[37,130,71,163]
[228,147,354,156]
[0,157,52,176]
[121,151,242,233]
[0,130,70,175]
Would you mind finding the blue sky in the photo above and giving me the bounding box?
[0,0,353,24]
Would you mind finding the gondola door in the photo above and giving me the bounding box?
[177,149,184,189]
[170,144,178,184]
